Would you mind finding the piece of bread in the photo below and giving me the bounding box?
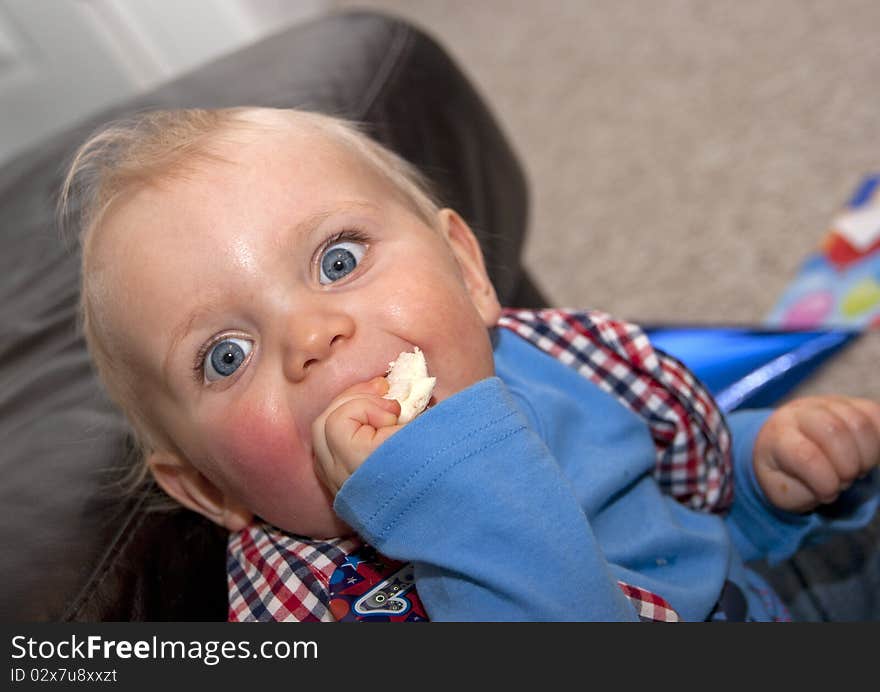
[383,347,436,424]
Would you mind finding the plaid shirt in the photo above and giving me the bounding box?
[228,308,733,622]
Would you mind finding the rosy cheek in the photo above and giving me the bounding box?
[192,396,347,538]
[205,405,309,495]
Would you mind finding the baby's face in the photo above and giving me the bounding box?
[91,121,499,538]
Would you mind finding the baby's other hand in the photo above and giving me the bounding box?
[753,395,880,513]
[312,377,402,496]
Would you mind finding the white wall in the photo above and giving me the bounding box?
[0,0,326,165]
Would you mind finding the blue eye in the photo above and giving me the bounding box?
[204,337,253,382]
[319,240,366,284]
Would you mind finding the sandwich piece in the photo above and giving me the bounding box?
[383,347,436,424]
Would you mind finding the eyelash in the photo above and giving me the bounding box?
[316,227,371,278]
[190,227,372,385]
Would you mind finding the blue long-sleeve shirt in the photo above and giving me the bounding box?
[334,328,878,621]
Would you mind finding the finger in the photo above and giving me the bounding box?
[311,431,343,495]
[367,423,405,448]
[376,395,401,417]
[850,398,880,472]
[848,397,880,427]
[362,376,390,396]
[352,421,404,449]
[772,427,841,504]
[796,403,862,488]
[358,397,401,432]
[312,452,334,493]
[311,416,332,468]
[312,380,389,440]
[319,379,395,426]
[825,398,880,476]
[758,464,821,513]
[326,397,400,448]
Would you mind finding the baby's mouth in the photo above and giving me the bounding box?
[381,347,436,424]
[306,345,437,437]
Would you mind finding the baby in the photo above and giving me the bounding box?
[61,106,880,621]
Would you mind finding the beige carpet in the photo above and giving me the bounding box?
[334,0,880,401]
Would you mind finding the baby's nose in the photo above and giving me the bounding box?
[283,312,354,382]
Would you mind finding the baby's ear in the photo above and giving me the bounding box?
[438,208,502,326]
[147,451,253,532]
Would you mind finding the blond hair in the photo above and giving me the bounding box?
[58,107,441,505]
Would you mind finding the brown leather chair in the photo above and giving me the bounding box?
[0,10,545,621]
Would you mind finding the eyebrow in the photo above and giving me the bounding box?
[161,200,383,382]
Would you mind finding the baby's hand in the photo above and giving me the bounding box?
[753,395,880,513]
[312,377,402,496]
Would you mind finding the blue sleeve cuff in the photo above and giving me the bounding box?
[729,408,775,507]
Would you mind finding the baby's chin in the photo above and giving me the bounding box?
[303,520,356,541]
[258,501,354,541]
